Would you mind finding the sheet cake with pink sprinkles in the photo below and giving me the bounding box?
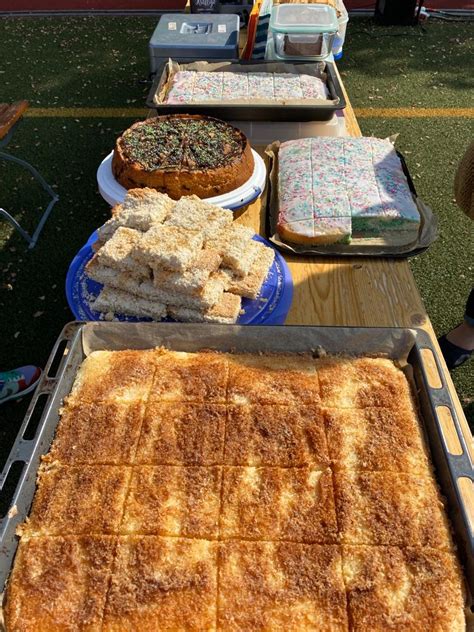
[166,70,328,104]
[277,137,420,245]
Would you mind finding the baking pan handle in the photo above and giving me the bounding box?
[0,322,80,493]
[417,334,473,471]
[415,330,474,557]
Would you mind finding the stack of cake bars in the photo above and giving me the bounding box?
[86,188,275,323]
[166,70,329,103]
[5,349,465,630]
[277,137,421,245]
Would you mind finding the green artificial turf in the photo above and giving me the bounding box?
[0,16,472,480]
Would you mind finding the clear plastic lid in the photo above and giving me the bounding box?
[270,4,339,34]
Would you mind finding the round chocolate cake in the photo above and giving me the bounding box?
[112,114,255,200]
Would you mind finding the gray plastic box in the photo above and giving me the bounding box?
[149,14,240,74]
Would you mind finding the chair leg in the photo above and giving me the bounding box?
[0,150,59,200]
[0,150,59,248]
[0,208,34,246]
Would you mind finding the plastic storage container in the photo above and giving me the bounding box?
[333,0,349,60]
[269,3,339,61]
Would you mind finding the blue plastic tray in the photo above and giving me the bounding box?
[66,231,293,326]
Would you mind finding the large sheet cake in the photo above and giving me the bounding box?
[277,137,421,246]
[5,349,466,631]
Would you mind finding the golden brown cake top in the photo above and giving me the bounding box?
[48,399,146,465]
[121,466,221,538]
[325,406,431,473]
[150,349,229,404]
[334,470,454,549]
[5,536,117,632]
[220,466,337,543]
[342,545,466,632]
[316,356,414,409]
[218,542,349,631]
[5,348,467,631]
[136,402,226,466]
[227,353,320,406]
[117,115,249,173]
[20,464,131,537]
[103,536,218,632]
[66,348,157,405]
[224,404,329,467]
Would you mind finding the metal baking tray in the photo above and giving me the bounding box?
[146,59,346,122]
[0,322,472,602]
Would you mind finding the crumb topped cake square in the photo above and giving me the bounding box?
[218,542,349,631]
[103,537,218,632]
[121,466,221,538]
[224,405,329,467]
[220,466,337,543]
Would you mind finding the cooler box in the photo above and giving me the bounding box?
[149,13,240,74]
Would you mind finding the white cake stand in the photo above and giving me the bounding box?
[97,149,266,211]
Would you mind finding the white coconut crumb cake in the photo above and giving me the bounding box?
[86,188,275,323]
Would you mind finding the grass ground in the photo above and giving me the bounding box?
[0,16,472,471]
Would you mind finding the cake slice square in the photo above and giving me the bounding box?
[102,536,218,632]
[48,400,145,465]
[135,224,203,271]
[95,226,143,274]
[227,353,320,405]
[205,224,256,276]
[316,356,413,409]
[325,406,431,474]
[299,74,328,100]
[153,247,222,292]
[273,73,304,100]
[334,470,453,549]
[342,546,465,632]
[168,292,242,324]
[166,70,196,104]
[248,72,275,100]
[192,71,223,101]
[222,71,249,100]
[66,349,156,406]
[135,403,226,465]
[220,466,337,543]
[224,405,329,467]
[164,195,232,237]
[218,541,348,631]
[118,187,174,227]
[4,536,117,632]
[20,464,131,536]
[121,466,221,538]
[350,138,420,240]
[218,241,275,299]
[87,256,150,284]
[277,218,315,245]
[150,350,228,403]
[92,286,167,321]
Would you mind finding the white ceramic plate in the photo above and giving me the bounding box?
[97,149,266,211]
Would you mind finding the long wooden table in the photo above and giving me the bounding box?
[233,80,474,521]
